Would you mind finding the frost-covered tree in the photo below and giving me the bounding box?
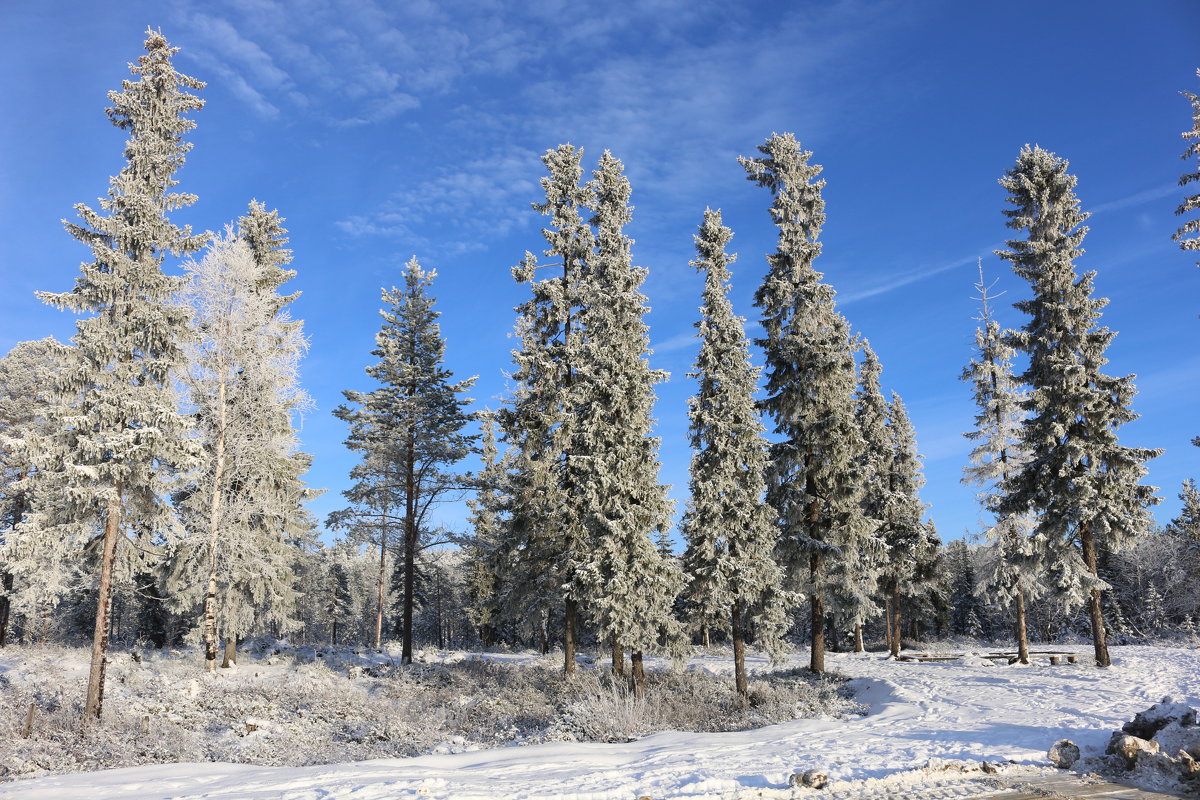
[0,339,68,647]
[171,224,312,671]
[680,209,787,695]
[1171,479,1200,542]
[879,393,935,656]
[742,133,875,673]
[945,540,985,638]
[997,145,1161,667]
[19,29,205,720]
[1174,69,1200,265]
[960,260,1042,663]
[463,411,511,646]
[506,144,595,677]
[332,259,475,664]
[569,152,680,692]
[843,343,889,652]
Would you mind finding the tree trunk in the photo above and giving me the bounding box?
[374,515,386,650]
[890,582,902,658]
[732,601,748,695]
[630,650,646,697]
[85,484,122,722]
[331,618,338,647]
[0,571,13,648]
[854,622,864,653]
[203,372,228,673]
[700,626,710,647]
[884,593,893,654]
[221,637,237,668]
[1014,588,1030,665]
[401,429,417,665]
[1079,522,1111,667]
[1,483,26,648]
[563,598,578,677]
[807,488,825,673]
[611,633,624,677]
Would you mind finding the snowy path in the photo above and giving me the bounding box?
[2,645,1197,799]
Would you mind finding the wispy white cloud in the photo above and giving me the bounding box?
[650,330,698,355]
[1091,183,1180,215]
[840,253,985,305]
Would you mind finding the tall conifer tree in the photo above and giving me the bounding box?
[680,209,786,695]
[333,259,475,664]
[572,152,679,693]
[997,145,1160,667]
[960,261,1041,663]
[879,393,934,656]
[845,343,889,652]
[1174,69,1200,265]
[30,29,204,720]
[508,145,595,677]
[741,133,874,673]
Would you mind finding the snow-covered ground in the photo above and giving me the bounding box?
[2,644,1197,799]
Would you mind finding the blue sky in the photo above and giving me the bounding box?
[1,0,1197,545]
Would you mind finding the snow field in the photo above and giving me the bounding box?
[1,643,1197,799]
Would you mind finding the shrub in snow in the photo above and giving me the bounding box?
[0,644,860,782]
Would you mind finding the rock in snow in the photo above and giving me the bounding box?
[1048,739,1080,769]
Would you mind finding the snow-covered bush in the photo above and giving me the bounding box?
[0,644,861,782]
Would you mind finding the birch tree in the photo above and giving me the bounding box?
[997,145,1160,667]
[172,224,312,671]
[742,133,874,673]
[25,29,205,720]
[680,209,787,695]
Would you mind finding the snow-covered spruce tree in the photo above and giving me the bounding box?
[507,144,595,677]
[1175,69,1200,266]
[997,145,1161,667]
[844,343,890,652]
[28,29,205,720]
[463,410,512,646]
[171,226,312,671]
[960,260,1042,664]
[1171,479,1200,542]
[572,152,679,693]
[0,339,68,646]
[332,258,475,664]
[679,209,787,695]
[878,393,936,656]
[742,133,875,673]
[945,540,985,638]
[1176,69,1200,449]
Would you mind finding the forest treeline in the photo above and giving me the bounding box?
[0,31,1198,721]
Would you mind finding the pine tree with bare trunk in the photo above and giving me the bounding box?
[333,259,474,664]
[997,145,1161,668]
